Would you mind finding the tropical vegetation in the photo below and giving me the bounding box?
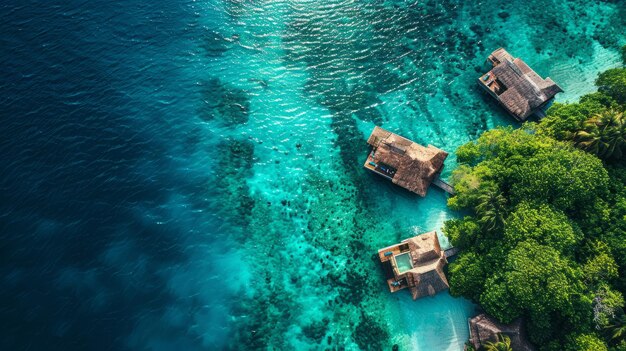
[484,334,513,351]
[447,50,626,351]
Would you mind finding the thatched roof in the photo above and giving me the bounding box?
[377,231,449,299]
[366,127,448,196]
[489,48,514,64]
[408,260,449,299]
[405,230,443,264]
[405,231,449,299]
[468,314,536,351]
[482,48,563,121]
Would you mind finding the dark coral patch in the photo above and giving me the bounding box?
[353,313,389,350]
[302,318,330,343]
[202,30,230,57]
[215,138,256,227]
[199,78,250,125]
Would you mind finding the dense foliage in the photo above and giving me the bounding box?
[485,334,513,351]
[597,68,626,105]
[447,58,626,350]
[573,109,625,160]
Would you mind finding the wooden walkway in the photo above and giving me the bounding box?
[535,99,555,119]
[432,177,455,195]
[444,247,459,258]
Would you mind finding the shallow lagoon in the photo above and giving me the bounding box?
[203,1,624,349]
[1,0,625,350]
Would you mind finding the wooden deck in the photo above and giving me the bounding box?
[386,277,408,292]
[379,242,412,292]
[378,242,410,263]
[432,177,455,195]
[364,152,394,180]
[479,72,504,96]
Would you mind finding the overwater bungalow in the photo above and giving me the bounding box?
[478,48,563,121]
[467,314,536,351]
[377,231,449,300]
[364,126,449,196]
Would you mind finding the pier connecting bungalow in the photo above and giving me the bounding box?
[377,231,450,300]
[364,126,452,196]
[478,48,563,121]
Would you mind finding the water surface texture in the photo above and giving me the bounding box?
[1,0,625,350]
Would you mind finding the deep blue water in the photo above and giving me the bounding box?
[1,1,624,350]
[1,1,213,349]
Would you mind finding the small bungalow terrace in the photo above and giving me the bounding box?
[364,126,450,196]
[478,48,563,121]
[377,231,450,300]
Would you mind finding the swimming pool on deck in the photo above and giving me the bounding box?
[395,252,413,273]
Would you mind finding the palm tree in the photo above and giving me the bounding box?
[484,333,513,351]
[475,187,507,233]
[607,313,626,343]
[574,109,626,160]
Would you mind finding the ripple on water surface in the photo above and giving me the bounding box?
[1,0,625,350]
[201,0,624,350]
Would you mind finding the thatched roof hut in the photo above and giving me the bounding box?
[377,231,449,300]
[468,314,536,351]
[479,48,563,121]
[364,126,448,196]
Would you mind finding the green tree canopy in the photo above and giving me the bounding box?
[507,144,608,211]
[574,109,626,160]
[448,63,626,349]
[507,241,583,334]
[447,252,487,302]
[568,333,609,351]
[478,240,588,343]
[596,68,626,104]
[608,313,626,344]
[591,285,624,330]
[584,252,619,287]
[539,92,617,140]
[504,202,579,253]
[444,217,481,250]
[484,334,513,351]
[451,128,609,212]
[475,186,507,233]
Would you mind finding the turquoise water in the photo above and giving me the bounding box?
[1,0,624,350]
[206,1,624,350]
